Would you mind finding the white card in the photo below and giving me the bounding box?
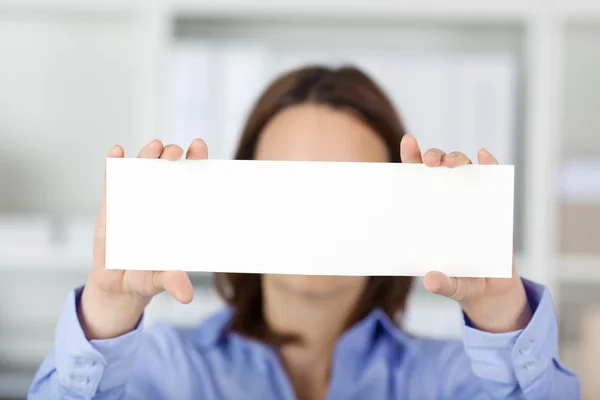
[105,158,514,277]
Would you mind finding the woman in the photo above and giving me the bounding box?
[29,66,579,399]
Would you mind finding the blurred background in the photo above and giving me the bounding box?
[0,0,598,398]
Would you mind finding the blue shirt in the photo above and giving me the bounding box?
[29,279,580,399]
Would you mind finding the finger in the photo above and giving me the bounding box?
[152,271,194,304]
[423,271,461,300]
[400,134,423,163]
[422,148,446,167]
[442,151,472,168]
[100,145,125,216]
[137,139,163,159]
[109,145,125,159]
[186,138,209,160]
[477,148,499,165]
[160,144,183,161]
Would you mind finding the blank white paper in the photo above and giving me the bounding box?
[105,159,514,278]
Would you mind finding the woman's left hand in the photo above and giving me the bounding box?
[400,134,533,333]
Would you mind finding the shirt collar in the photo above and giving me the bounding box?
[336,307,416,354]
[192,306,235,350]
[192,306,415,352]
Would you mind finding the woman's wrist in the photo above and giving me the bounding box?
[78,282,149,340]
[461,280,532,333]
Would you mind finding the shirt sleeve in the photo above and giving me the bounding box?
[456,278,580,399]
[28,286,145,399]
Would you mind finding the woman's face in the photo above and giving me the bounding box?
[255,103,389,297]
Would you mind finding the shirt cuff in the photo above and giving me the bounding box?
[54,285,144,397]
[461,279,558,389]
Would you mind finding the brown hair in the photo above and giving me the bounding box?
[213,65,413,344]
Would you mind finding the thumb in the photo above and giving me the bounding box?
[423,271,460,300]
[152,271,194,304]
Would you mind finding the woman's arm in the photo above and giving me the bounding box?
[399,135,580,398]
[29,140,209,399]
[28,287,152,399]
[440,279,579,399]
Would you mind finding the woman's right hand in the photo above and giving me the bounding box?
[78,139,209,340]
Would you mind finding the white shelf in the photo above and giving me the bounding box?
[0,0,137,12]
[171,0,538,20]
[0,247,91,271]
[1,0,600,22]
[0,216,95,271]
[1,0,597,22]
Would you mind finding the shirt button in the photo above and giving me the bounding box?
[73,357,97,368]
[524,358,537,371]
[73,357,85,367]
[519,340,534,355]
[71,374,90,385]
